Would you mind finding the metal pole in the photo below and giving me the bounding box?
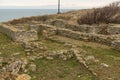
[58,0,61,14]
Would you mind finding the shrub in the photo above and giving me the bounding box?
[77,1,120,25]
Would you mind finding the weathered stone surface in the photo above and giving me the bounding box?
[5,60,23,74]
[111,40,120,51]
[16,74,31,80]
[22,42,47,52]
[108,25,120,34]
[29,24,40,32]
[0,59,28,80]
[0,24,17,40]
[15,30,38,42]
[57,27,120,48]
[39,24,57,37]
[29,63,36,72]
[101,63,109,68]
[63,42,73,47]
[0,24,38,42]
[46,56,54,60]
[47,19,120,35]
[85,55,99,64]
[47,19,95,33]
[45,50,75,61]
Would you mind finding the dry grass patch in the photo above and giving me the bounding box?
[78,1,120,25]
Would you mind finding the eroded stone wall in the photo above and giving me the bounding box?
[14,30,38,42]
[47,19,120,35]
[57,28,117,45]
[0,24,38,42]
[0,24,17,40]
[0,22,119,51]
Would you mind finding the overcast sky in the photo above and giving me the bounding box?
[0,0,118,9]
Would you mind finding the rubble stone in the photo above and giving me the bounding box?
[16,74,31,80]
[29,63,36,72]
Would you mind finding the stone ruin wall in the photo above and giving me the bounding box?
[0,21,119,51]
[14,30,38,42]
[0,24,38,42]
[0,23,57,42]
[0,24,17,40]
[45,19,120,51]
[47,19,120,35]
[29,22,120,51]
[30,24,57,37]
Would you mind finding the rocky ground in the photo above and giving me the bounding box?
[0,32,120,80]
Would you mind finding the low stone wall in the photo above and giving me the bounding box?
[0,24,17,40]
[30,24,57,36]
[57,28,118,45]
[0,23,119,51]
[48,19,120,35]
[29,23,120,51]
[47,19,94,33]
[108,25,120,34]
[0,23,57,42]
[30,24,40,32]
[14,30,38,42]
[94,25,120,35]
[0,24,38,42]
[39,24,57,33]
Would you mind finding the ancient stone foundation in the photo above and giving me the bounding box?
[0,21,119,51]
[0,24,38,42]
[46,19,120,35]
[45,19,120,51]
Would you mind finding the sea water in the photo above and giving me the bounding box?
[0,9,71,22]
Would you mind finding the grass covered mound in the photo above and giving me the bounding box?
[77,1,120,25]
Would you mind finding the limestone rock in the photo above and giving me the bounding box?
[63,42,73,47]
[46,56,54,60]
[101,63,109,68]
[58,50,75,60]
[5,60,23,74]
[12,52,20,56]
[29,63,36,72]
[21,58,28,71]
[0,59,28,80]
[85,55,99,63]
[28,56,37,61]
[16,74,31,80]
[22,42,47,52]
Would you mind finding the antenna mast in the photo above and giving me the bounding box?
[58,0,61,14]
